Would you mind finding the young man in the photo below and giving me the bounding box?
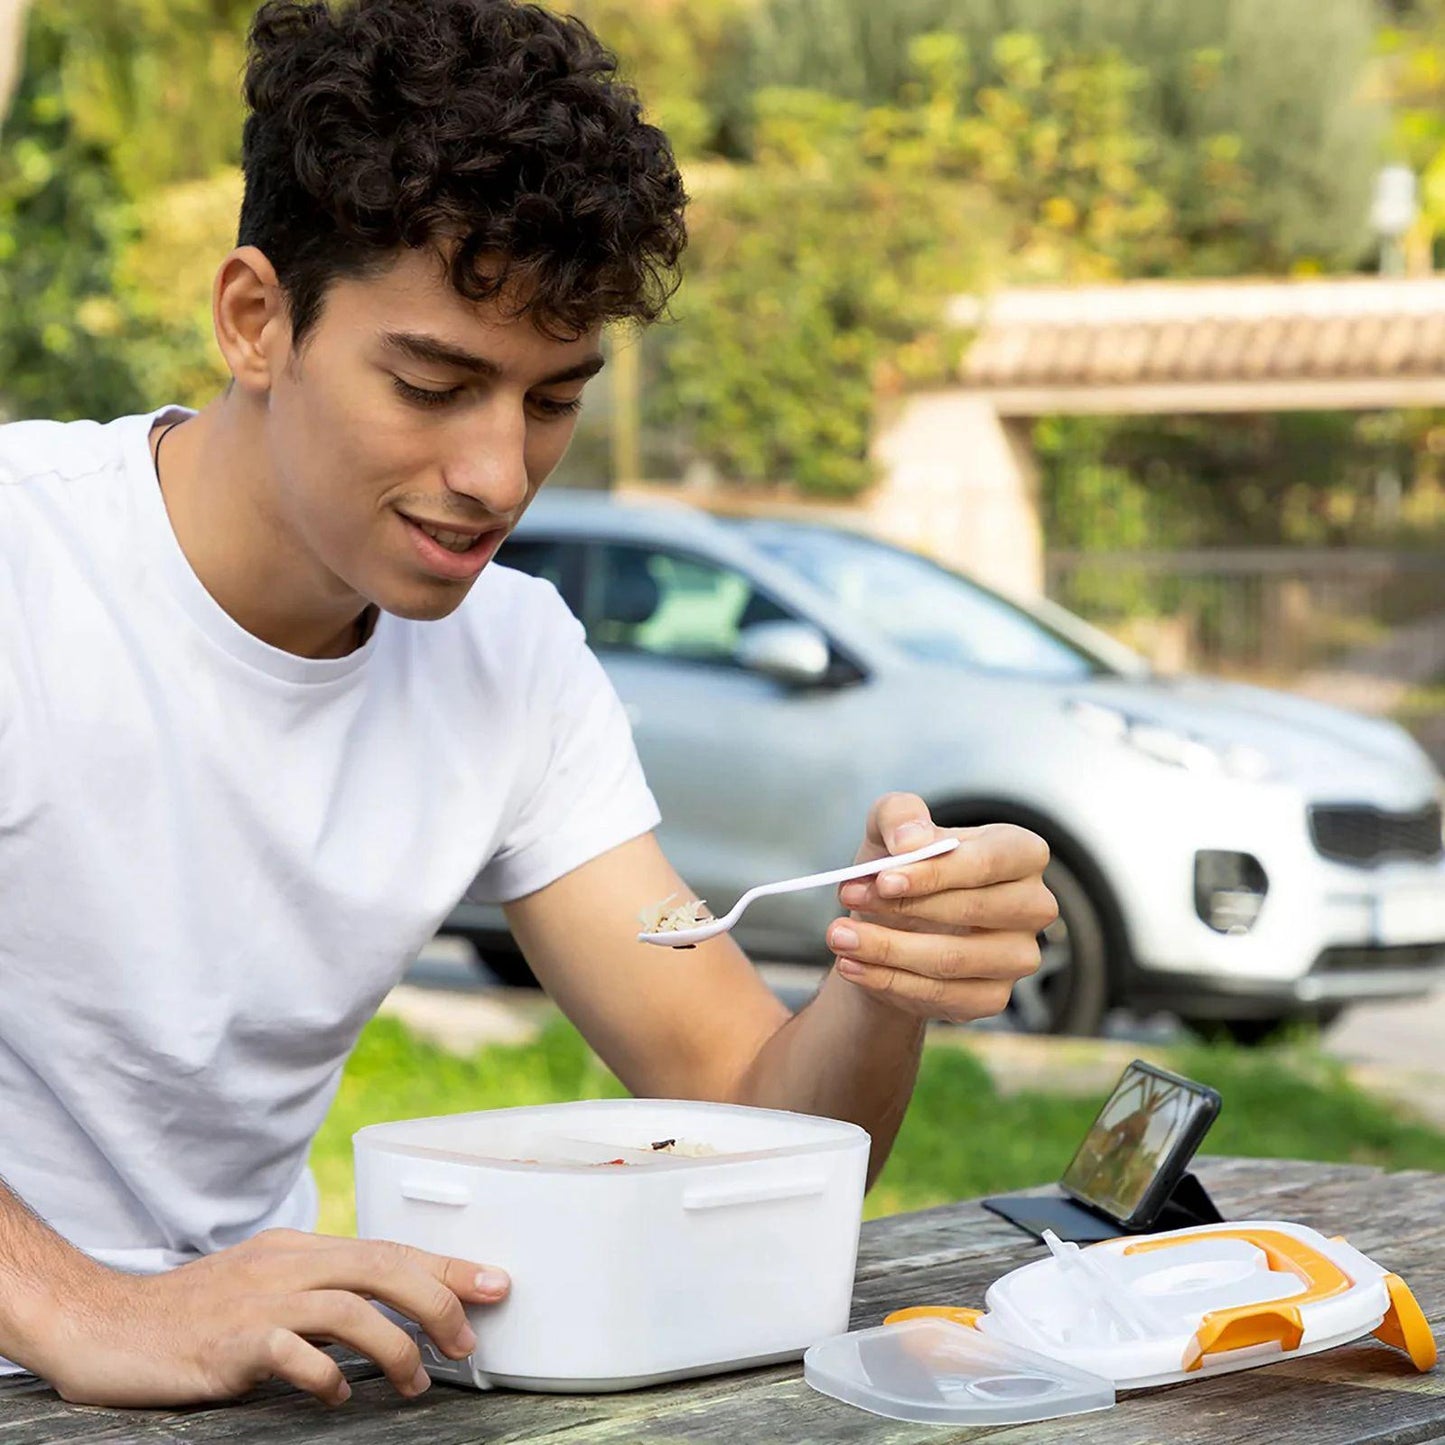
[0,0,1055,1411]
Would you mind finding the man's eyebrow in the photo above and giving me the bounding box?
[381,330,606,386]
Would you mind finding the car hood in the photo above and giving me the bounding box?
[1078,673,1440,797]
[879,661,1439,802]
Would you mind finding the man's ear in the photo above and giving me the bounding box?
[212,246,291,395]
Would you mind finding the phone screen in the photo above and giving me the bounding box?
[1060,1061,1219,1226]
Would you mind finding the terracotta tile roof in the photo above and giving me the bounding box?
[951,278,1445,389]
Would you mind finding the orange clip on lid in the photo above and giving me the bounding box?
[883,1306,984,1330]
[1373,1273,1438,1371]
[1122,1227,1351,1372]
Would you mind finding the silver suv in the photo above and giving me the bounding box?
[445,491,1445,1041]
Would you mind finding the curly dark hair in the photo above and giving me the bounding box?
[237,0,688,345]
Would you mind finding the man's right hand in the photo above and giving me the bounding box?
[26,1227,510,1408]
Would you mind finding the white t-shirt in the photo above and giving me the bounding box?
[0,407,659,1333]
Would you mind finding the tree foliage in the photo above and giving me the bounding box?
[2,0,1432,549]
[1028,2,1445,561]
[655,33,1196,494]
[0,0,250,418]
[651,93,986,495]
[565,0,752,159]
[1036,411,1431,553]
[0,6,148,418]
[0,0,751,421]
[1375,0,1445,266]
[728,0,1384,274]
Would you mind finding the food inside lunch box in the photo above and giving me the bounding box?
[646,1137,719,1156]
[509,1137,723,1166]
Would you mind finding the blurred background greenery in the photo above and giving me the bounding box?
[7,0,1445,549]
[310,1014,1445,1234]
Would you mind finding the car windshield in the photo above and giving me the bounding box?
[737,523,1127,680]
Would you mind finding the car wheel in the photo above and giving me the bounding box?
[1183,1008,1344,1047]
[448,930,541,989]
[1007,856,1109,1037]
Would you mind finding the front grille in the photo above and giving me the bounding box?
[1313,943,1445,973]
[1308,802,1443,867]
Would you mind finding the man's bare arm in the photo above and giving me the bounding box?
[0,1173,112,1373]
[724,975,926,1186]
[504,834,927,1186]
[506,810,1050,1190]
[0,1171,510,1406]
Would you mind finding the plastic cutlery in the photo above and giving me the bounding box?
[1042,1230,1174,1339]
[636,836,960,948]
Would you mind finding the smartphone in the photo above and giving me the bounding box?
[1059,1059,1221,1230]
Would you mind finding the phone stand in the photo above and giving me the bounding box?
[982,1169,1225,1244]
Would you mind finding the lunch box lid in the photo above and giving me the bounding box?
[353,1098,871,1172]
[803,1317,1116,1426]
[805,1221,1436,1423]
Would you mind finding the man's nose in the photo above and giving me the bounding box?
[443,399,529,517]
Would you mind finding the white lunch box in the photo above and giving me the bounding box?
[354,1098,870,1392]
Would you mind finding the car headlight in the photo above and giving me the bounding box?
[1064,700,1272,781]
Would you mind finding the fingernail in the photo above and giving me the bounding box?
[837,958,866,978]
[840,882,868,907]
[337,1380,352,1404]
[410,1365,432,1395]
[457,1323,477,1354]
[831,923,860,952]
[475,1267,510,1295]
[893,821,930,850]
[878,872,908,897]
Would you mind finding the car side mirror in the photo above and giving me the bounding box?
[734,620,832,687]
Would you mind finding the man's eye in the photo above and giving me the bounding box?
[393,377,463,408]
[532,395,585,419]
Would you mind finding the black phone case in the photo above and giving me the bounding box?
[982,1169,1224,1243]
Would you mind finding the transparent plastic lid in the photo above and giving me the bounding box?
[803,1318,1116,1426]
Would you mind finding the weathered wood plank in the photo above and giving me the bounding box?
[3,1157,1440,1443]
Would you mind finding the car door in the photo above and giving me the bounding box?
[581,540,871,959]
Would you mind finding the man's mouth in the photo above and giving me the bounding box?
[403,516,493,553]
[396,510,510,582]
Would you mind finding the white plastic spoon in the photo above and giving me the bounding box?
[636,836,961,948]
[1041,1230,1174,1339]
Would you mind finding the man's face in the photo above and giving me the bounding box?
[261,248,603,621]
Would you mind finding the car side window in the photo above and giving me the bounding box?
[497,537,584,616]
[589,544,796,663]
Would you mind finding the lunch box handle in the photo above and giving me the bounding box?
[399,1179,472,1207]
[682,1173,827,1211]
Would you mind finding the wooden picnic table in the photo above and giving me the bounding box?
[5,1155,1443,1443]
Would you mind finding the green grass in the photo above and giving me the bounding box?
[310,1016,1445,1236]
[1391,667,1445,720]
[1393,683,1445,720]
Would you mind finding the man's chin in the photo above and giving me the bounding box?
[370,575,482,623]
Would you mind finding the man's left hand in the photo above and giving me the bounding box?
[827,793,1058,1024]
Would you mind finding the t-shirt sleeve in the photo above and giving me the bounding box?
[467,604,661,904]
